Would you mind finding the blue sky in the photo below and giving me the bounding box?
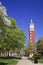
[0,0,43,44]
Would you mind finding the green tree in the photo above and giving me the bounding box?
[0,12,26,57]
[8,18,17,29]
[5,18,26,56]
[37,38,43,56]
[27,43,35,53]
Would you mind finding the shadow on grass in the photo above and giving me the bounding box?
[0,62,7,65]
[0,57,21,59]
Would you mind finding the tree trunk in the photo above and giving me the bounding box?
[0,51,1,56]
[7,51,9,57]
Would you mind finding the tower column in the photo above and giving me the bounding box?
[29,19,35,57]
[29,19,35,44]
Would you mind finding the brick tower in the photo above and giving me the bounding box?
[29,19,35,44]
[29,19,35,57]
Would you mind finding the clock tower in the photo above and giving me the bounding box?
[29,19,35,57]
[29,19,35,44]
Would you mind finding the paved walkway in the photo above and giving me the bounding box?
[17,56,43,65]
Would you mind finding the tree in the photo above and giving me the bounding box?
[5,18,26,56]
[0,12,26,57]
[0,13,7,56]
[6,27,26,52]
[24,43,35,56]
[8,18,17,29]
[37,38,43,56]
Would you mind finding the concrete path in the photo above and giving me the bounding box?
[16,56,43,65]
[17,60,43,65]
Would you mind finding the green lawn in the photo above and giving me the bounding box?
[0,59,18,65]
[28,57,43,63]
[38,59,43,63]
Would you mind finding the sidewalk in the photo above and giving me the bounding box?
[17,56,43,65]
[17,60,43,65]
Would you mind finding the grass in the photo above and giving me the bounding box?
[0,58,18,65]
[0,56,21,59]
[38,59,43,63]
[28,57,43,63]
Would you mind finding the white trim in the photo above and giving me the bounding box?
[30,29,34,31]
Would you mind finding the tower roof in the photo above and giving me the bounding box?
[30,19,34,25]
[31,19,32,23]
[30,19,34,29]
